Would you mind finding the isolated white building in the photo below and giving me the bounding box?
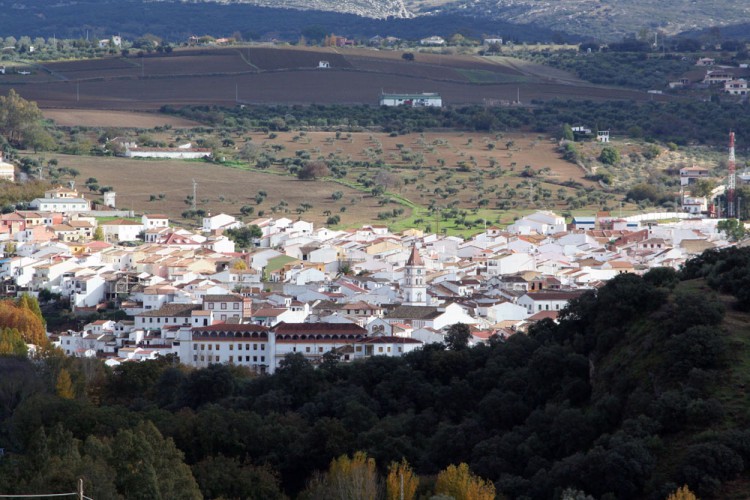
[379,93,442,107]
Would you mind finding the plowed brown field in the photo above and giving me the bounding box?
[2,45,670,112]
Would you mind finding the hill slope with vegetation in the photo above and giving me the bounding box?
[1,248,750,498]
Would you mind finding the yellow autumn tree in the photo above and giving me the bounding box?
[303,451,380,500]
[231,259,248,270]
[0,299,47,346]
[56,368,74,399]
[666,485,698,500]
[435,463,495,500]
[0,328,28,356]
[386,459,418,500]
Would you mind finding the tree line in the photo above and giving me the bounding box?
[164,99,750,147]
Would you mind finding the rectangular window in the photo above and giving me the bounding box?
[318,347,323,353]
[246,356,250,362]
[208,303,214,309]
[306,347,311,353]
[208,345,212,350]
[229,344,233,351]
[253,356,258,362]
[193,345,197,350]
[387,347,391,353]
[215,344,220,350]
[261,356,265,362]
[253,343,257,350]
[233,303,239,310]
[356,346,362,352]
[261,344,265,351]
[398,347,403,352]
[201,344,205,351]
[246,344,250,350]
[193,355,197,361]
[378,347,384,353]
[221,303,227,310]
[216,356,220,362]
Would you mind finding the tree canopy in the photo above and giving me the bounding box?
[0,90,54,150]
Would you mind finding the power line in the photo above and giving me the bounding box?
[0,478,91,499]
[0,494,77,498]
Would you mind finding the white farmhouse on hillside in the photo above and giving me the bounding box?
[379,93,442,107]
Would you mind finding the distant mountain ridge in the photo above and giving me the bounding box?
[149,0,413,19]
[140,0,750,40]
[4,0,749,41]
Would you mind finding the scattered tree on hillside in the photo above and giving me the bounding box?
[598,146,620,165]
[297,160,330,180]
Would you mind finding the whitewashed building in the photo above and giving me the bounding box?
[379,93,442,107]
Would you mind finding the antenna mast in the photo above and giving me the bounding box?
[728,131,736,218]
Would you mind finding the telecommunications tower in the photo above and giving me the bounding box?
[728,132,736,218]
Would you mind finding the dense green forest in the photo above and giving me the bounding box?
[165,99,750,147]
[1,247,750,498]
[527,52,696,90]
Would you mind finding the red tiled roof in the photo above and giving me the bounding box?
[406,244,423,266]
[274,322,367,335]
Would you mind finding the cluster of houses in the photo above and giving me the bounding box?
[1,186,737,371]
[669,57,750,96]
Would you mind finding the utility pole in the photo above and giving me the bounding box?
[529,182,533,206]
[78,478,84,500]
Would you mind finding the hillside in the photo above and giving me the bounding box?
[1,248,750,498]
[5,0,750,41]
[6,46,667,111]
[414,0,750,40]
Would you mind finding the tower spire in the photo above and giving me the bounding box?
[403,243,426,306]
